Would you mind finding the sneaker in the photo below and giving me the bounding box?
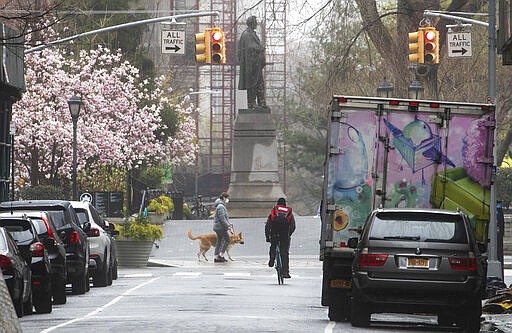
[283,273,291,278]
[268,258,275,267]
[214,257,227,263]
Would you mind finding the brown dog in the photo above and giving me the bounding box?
[187,229,244,261]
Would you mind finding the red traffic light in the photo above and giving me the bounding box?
[425,30,436,42]
[211,28,226,64]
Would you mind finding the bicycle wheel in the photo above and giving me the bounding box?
[275,245,284,285]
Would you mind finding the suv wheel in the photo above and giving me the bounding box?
[52,275,67,304]
[350,298,370,327]
[458,298,481,332]
[93,258,109,287]
[34,283,52,314]
[71,270,87,295]
[328,303,350,322]
[112,259,118,280]
[22,291,33,315]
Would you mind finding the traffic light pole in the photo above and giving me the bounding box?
[25,11,219,54]
[425,1,501,280]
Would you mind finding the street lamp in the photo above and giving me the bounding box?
[68,94,82,201]
[408,80,424,99]
[376,78,394,98]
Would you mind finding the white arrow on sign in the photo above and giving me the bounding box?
[161,30,185,55]
[447,31,472,58]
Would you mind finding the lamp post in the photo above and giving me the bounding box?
[408,80,424,99]
[68,95,82,201]
[376,78,394,98]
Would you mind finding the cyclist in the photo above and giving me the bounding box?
[265,198,296,278]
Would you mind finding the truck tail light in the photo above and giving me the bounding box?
[448,257,476,271]
[30,242,45,257]
[0,255,13,269]
[358,254,388,266]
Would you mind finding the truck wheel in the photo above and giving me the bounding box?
[328,303,350,322]
[350,299,370,327]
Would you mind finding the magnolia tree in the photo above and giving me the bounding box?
[14,42,197,189]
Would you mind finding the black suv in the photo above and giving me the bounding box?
[0,215,53,314]
[0,211,68,304]
[349,208,484,332]
[0,200,91,295]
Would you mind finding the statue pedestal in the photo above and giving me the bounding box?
[227,107,285,218]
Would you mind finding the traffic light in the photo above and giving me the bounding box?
[408,28,424,64]
[211,27,226,64]
[195,28,211,64]
[423,27,439,64]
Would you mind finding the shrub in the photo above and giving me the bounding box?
[147,195,174,215]
[115,215,163,241]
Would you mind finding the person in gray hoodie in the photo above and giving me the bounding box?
[213,192,233,263]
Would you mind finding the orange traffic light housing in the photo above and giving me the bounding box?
[211,27,226,64]
[195,28,211,64]
[408,28,424,64]
[423,27,439,64]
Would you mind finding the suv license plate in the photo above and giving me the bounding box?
[330,279,351,289]
[407,258,428,268]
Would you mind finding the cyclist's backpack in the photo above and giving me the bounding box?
[271,210,289,236]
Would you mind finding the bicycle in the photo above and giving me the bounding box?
[275,240,284,285]
[190,195,210,220]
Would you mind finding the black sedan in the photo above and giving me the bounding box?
[0,226,32,317]
[0,216,53,314]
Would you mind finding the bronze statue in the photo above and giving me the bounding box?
[238,16,266,109]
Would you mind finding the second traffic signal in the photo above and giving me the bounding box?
[195,28,212,64]
[211,28,226,64]
[423,27,439,64]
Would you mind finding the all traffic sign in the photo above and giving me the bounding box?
[447,31,472,57]
[161,30,185,54]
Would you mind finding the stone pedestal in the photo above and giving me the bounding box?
[227,107,285,218]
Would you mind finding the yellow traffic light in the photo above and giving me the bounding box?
[408,28,424,64]
[424,26,439,64]
[211,27,226,64]
[195,28,211,64]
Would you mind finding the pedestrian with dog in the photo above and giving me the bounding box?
[213,192,233,263]
[265,197,296,278]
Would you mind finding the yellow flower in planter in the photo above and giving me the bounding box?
[147,195,174,215]
[115,215,163,242]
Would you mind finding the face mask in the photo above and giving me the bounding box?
[225,198,229,204]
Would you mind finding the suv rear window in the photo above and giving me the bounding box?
[46,211,68,229]
[369,212,468,244]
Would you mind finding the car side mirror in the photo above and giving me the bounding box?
[348,237,359,249]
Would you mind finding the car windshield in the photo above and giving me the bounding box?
[46,211,68,229]
[369,212,468,244]
[74,209,89,225]
[0,221,34,244]
[30,218,48,235]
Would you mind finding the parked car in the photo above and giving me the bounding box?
[349,208,484,332]
[0,211,67,304]
[0,215,53,314]
[0,200,90,295]
[70,200,117,287]
[0,226,32,317]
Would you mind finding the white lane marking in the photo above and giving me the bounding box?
[224,272,251,277]
[174,272,202,276]
[122,273,153,278]
[40,277,160,333]
[325,321,336,333]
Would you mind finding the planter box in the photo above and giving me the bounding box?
[116,239,153,267]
